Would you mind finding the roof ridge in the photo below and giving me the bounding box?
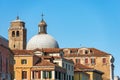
[0,35,8,42]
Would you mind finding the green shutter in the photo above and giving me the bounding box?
[49,71,52,78]
[43,71,46,79]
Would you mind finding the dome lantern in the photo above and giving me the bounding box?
[38,14,47,34]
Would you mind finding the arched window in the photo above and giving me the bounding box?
[12,31,15,37]
[16,31,19,37]
[13,44,15,48]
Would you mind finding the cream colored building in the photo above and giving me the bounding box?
[64,47,114,80]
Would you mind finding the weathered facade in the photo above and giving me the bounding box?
[63,48,114,80]
[0,36,14,80]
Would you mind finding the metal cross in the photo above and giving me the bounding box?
[41,13,44,19]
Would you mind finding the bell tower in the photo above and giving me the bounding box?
[8,16,27,50]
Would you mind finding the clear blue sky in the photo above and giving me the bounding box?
[0,0,120,76]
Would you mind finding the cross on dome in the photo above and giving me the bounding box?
[41,13,44,20]
[16,16,19,20]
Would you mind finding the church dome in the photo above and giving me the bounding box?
[26,34,59,50]
[26,16,59,50]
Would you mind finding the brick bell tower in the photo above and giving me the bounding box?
[8,16,27,50]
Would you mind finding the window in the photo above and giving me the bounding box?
[69,75,71,80]
[102,58,106,64]
[72,76,74,80]
[43,71,52,79]
[85,50,89,54]
[6,58,8,73]
[32,71,41,79]
[68,65,70,70]
[22,71,27,79]
[55,71,57,79]
[91,58,96,64]
[76,59,80,63]
[85,58,88,64]
[62,63,64,67]
[12,31,15,37]
[16,31,19,37]
[66,64,67,69]
[0,53,2,71]
[59,72,61,79]
[21,59,27,64]
[67,75,68,80]
[64,73,66,80]
[71,66,73,71]
[13,44,15,48]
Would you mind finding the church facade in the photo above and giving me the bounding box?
[7,16,114,80]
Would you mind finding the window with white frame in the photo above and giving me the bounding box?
[43,71,52,79]
[91,58,96,65]
[21,59,27,64]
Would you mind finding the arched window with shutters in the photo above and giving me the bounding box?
[12,31,15,37]
[16,31,19,37]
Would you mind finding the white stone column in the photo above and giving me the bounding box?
[52,71,55,79]
[31,71,32,80]
[41,71,43,80]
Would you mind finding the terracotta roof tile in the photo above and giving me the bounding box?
[34,56,56,66]
[33,48,61,53]
[13,50,33,55]
[35,60,56,66]
[64,48,110,57]
[74,63,92,70]
[13,48,62,55]
[74,63,104,74]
